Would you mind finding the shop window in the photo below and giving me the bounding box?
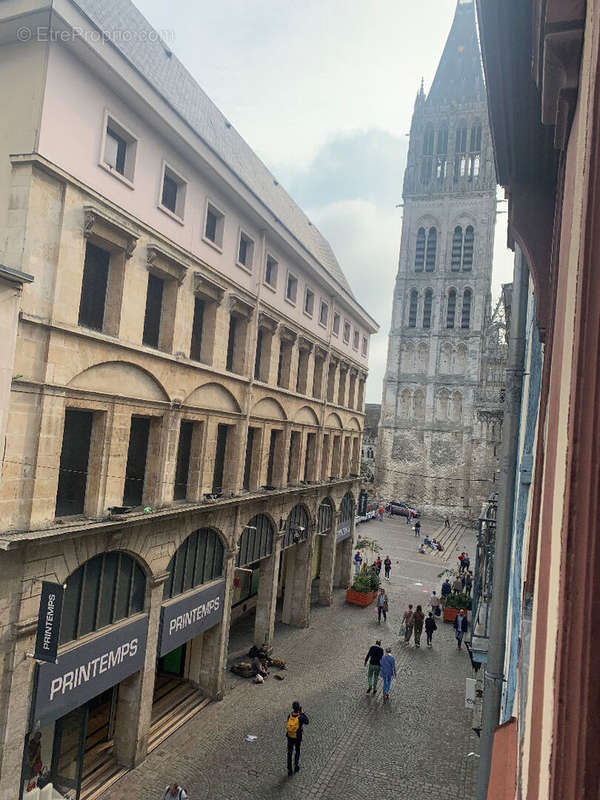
[78,242,111,332]
[462,288,472,329]
[60,552,146,645]
[282,504,310,549]
[212,423,229,495]
[408,289,418,328]
[163,528,224,599]
[317,498,333,533]
[173,420,194,500]
[55,409,94,517]
[204,202,225,249]
[423,289,433,328]
[123,416,151,507]
[287,430,302,484]
[237,514,274,566]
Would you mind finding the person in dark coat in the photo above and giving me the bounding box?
[286,701,309,776]
[453,609,469,650]
[441,578,452,599]
[413,605,425,647]
[425,612,437,647]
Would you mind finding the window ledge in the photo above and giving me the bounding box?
[236,260,253,275]
[202,235,223,254]
[318,320,328,330]
[98,160,135,190]
[303,310,314,320]
[285,296,297,308]
[158,203,185,225]
[263,281,277,293]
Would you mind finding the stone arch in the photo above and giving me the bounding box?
[403,341,415,371]
[399,388,411,418]
[440,342,453,373]
[294,405,320,425]
[163,528,225,600]
[236,513,275,566]
[436,388,450,421]
[417,341,429,372]
[325,411,343,429]
[348,417,361,431]
[317,497,335,534]
[186,382,241,413]
[60,537,153,584]
[339,491,355,523]
[452,391,463,423]
[456,343,468,374]
[251,396,287,420]
[67,361,169,402]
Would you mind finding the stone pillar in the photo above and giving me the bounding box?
[253,535,283,647]
[281,537,314,628]
[29,392,66,528]
[318,529,336,606]
[188,548,236,699]
[150,409,180,507]
[113,571,166,768]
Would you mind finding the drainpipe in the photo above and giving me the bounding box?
[476,245,529,799]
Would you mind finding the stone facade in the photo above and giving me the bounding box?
[377,0,502,518]
[361,403,380,482]
[0,2,377,798]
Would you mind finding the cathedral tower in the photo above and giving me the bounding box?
[377,0,498,517]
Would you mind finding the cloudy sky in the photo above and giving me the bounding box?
[136,0,514,402]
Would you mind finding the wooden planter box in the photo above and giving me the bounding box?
[442,606,460,623]
[346,589,377,607]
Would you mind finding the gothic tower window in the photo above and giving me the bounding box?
[461,288,472,328]
[436,126,448,179]
[447,288,457,328]
[421,124,434,182]
[455,121,468,177]
[425,228,437,271]
[408,289,418,328]
[413,389,425,421]
[451,226,463,270]
[415,227,426,271]
[463,225,474,269]
[423,289,433,328]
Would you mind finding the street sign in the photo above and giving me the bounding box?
[33,581,64,664]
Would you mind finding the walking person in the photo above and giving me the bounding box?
[384,555,392,581]
[378,505,385,521]
[454,609,469,650]
[376,587,389,624]
[375,556,382,576]
[444,515,450,529]
[380,647,397,701]
[463,552,470,572]
[414,519,421,537]
[286,701,309,776]
[413,604,425,647]
[353,550,362,575]
[452,575,463,594]
[430,590,441,619]
[458,552,466,572]
[406,511,411,525]
[441,577,452,600]
[425,612,437,647]
[464,570,473,596]
[160,784,188,800]
[402,604,414,643]
[364,638,384,694]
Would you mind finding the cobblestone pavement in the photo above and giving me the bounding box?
[103,515,479,800]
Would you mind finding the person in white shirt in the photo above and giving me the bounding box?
[161,784,188,800]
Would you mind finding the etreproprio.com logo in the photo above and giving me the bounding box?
[16,25,175,44]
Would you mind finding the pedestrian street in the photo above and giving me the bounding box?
[102,516,479,800]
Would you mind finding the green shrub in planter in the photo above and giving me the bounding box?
[351,571,380,593]
[444,592,472,610]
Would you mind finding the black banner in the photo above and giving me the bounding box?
[159,580,225,656]
[33,581,64,663]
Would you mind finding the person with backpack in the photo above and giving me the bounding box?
[425,612,437,647]
[286,701,309,776]
[160,784,188,800]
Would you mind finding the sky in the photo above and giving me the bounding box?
[135,0,514,402]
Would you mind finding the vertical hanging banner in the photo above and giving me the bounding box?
[33,581,64,663]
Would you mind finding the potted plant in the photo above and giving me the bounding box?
[442,592,472,623]
[346,569,380,607]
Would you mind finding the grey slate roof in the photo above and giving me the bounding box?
[73,0,355,298]
[426,0,485,106]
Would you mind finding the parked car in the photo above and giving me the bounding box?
[389,500,421,518]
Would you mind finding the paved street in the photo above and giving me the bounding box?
[103,515,479,800]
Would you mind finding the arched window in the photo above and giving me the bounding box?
[403,340,415,370]
[447,289,457,328]
[60,552,146,645]
[436,126,448,179]
[400,389,411,417]
[452,392,463,422]
[437,126,448,154]
[462,289,472,329]
[440,343,452,373]
[456,123,468,153]
[317,498,334,534]
[415,227,426,271]
[456,344,467,373]
[425,228,437,271]
[163,528,224,600]
[436,389,450,421]
[451,226,463,270]
[470,123,482,152]
[283,504,310,548]
[408,290,418,328]
[417,342,429,371]
[423,125,435,155]
[413,389,425,421]
[463,226,474,270]
[423,289,433,328]
[237,514,274,566]
[339,492,354,526]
